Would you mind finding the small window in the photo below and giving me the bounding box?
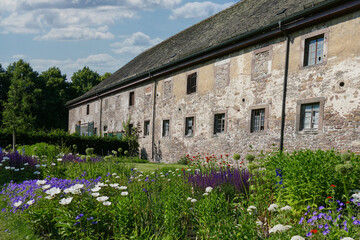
[187,72,197,94]
[86,104,90,115]
[144,121,150,136]
[162,120,170,137]
[103,126,108,132]
[185,117,194,137]
[304,35,324,66]
[129,91,135,106]
[251,109,265,132]
[214,113,225,134]
[300,103,320,130]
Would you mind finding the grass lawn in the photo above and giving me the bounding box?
[125,162,187,172]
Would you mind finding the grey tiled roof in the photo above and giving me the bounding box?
[67,0,333,106]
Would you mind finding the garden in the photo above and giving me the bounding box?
[1,142,360,240]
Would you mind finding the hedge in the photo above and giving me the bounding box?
[0,129,129,156]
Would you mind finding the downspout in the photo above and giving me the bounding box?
[99,96,103,137]
[279,21,290,152]
[150,73,157,161]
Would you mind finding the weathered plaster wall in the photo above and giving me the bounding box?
[69,11,360,162]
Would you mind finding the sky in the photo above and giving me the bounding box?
[0,0,237,80]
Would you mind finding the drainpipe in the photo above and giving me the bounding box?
[150,73,157,161]
[99,97,103,137]
[279,21,290,152]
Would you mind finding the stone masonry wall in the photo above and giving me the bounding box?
[69,11,360,162]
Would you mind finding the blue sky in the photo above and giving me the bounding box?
[0,0,236,80]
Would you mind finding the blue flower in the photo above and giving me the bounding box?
[75,213,84,220]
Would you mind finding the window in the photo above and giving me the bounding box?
[103,125,108,132]
[214,113,225,134]
[185,117,194,136]
[304,35,324,66]
[129,124,133,132]
[251,109,265,132]
[301,29,328,68]
[162,120,170,137]
[129,91,135,106]
[86,104,90,115]
[300,103,320,130]
[187,72,197,94]
[144,121,150,136]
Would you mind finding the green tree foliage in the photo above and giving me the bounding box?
[122,116,141,156]
[101,72,112,81]
[71,66,102,98]
[0,64,11,127]
[2,60,40,151]
[35,67,70,130]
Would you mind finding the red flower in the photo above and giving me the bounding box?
[310,229,318,234]
[219,162,222,164]
[346,201,350,204]
[227,164,230,167]
[327,196,332,199]
[330,184,336,188]
[225,154,229,157]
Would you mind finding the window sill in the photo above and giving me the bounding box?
[300,62,326,70]
[297,129,319,135]
[185,134,193,138]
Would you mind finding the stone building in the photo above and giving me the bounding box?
[66,0,360,162]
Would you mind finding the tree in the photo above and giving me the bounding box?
[2,60,39,152]
[0,64,11,127]
[101,72,112,81]
[70,66,102,98]
[36,67,70,130]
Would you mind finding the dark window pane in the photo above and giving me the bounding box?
[251,109,265,132]
[300,103,320,130]
[214,114,225,134]
[187,73,197,94]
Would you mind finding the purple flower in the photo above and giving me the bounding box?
[75,213,84,220]
[299,217,304,225]
[306,232,312,237]
[319,206,325,210]
[322,229,330,235]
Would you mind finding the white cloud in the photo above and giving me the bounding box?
[12,54,27,59]
[111,32,162,54]
[170,1,234,20]
[0,0,182,39]
[29,54,121,80]
[35,26,114,41]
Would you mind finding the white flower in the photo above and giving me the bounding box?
[112,173,117,176]
[256,220,263,226]
[26,200,35,205]
[138,174,143,177]
[151,172,155,174]
[115,176,120,179]
[269,224,292,234]
[118,186,127,190]
[51,163,56,166]
[176,169,179,171]
[96,182,107,187]
[13,201,22,207]
[109,183,119,188]
[45,196,53,200]
[64,185,83,194]
[0,163,2,166]
[5,166,10,170]
[14,168,19,171]
[57,158,62,162]
[45,187,61,196]
[103,201,112,206]
[187,197,192,201]
[35,164,40,168]
[291,236,305,240]
[268,204,279,212]
[247,205,257,215]
[24,163,29,166]
[96,196,109,202]
[167,179,171,181]
[203,193,208,196]
[41,164,46,167]
[3,157,9,160]
[33,171,41,175]
[133,168,137,171]
[205,187,213,193]
[42,184,51,190]
[10,167,15,170]
[20,168,24,170]
[191,199,197,203]
[1,160,6,163]
[121,192,128,196]
[91,192,100,197]
[105,180,110,182]
[187,169,192,172]
[341,238,355,240]
[36,180,47,185]
[91,187,101,192]
[280,205,292,211]
[351,193,360,203]
[59,197,73,205]
[178,174,181,176]
[138,179,141,182]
